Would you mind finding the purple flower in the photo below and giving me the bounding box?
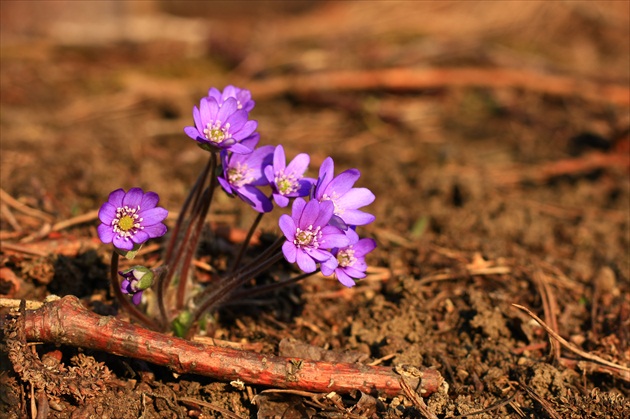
[119,266,154,305]
[207,85,255,112]
[184,96,257,154]
[279,198,350,273]
[313,157,375,229]
[217,145,275,213]
[97,188,168,251]
[321,228,376,287]
[264,145,315,208]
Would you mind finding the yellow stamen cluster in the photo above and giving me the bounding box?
[203,121,231,144]
[294,225,322,249]
[112,205,143,240]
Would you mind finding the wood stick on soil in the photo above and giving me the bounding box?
[17,296,444,398]
[248,67,630,107]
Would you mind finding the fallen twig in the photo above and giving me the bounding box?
[0,189,55,223]
[248,67,630,107]
[512,304,630,378]
[13,296,444,397]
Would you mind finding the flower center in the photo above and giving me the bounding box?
[228,162,254,188]
[337,247,356,268]
[320,191,342,215]
[112,206,143,240]
[275,170,300,195]
[203,121,231,145]
[294,225,322,249]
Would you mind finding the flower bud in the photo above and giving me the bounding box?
[119,266,155,305]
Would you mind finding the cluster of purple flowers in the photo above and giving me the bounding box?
[97,85,377,304]
[188,86,377,287]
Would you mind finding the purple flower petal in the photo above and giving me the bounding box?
[192,105,203,132]
[113,235,133,251]
[217,176,234,195]
[224,109,248,132]
[325,169,361,196]
[122,188,144,208]
[236,185,273,213]
[132,230,150,244]
[108,188,125,207]
[97,223,114,243]
[140,191,159,209]
[291,198,307,220]
[184,126,202,141]
[320,258,337,276]
[336,270,356,287]
[296,250,317,273]
[315,157,335,195]
[354,238,377,256]
[142,223,167,239]
[200,97,218,123]
[286,153,310,176]
[273,145,287,172]
[273,193,290,208]
[279,214,297,240]
[313,200,335,227]
[336,187,375,210]
[132,291,143,305]
[282,241,297,263]
[98,202,117,224]
[339,209,375,226]
[320,227,350,248]
[239,133,260,151]
[228,142,253,154]
[139,207,168,225]
[299,199,322,228]
[306,247,334,263]
[217,97,238,122]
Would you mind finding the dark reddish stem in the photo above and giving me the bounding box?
[158,154,215,327]
[229,210,265,274]
[175,160,219,310]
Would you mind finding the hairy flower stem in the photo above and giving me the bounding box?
[158,152,217,326]
[110,251,160,330]
[191,238,285,325]
[228,270,317,302]
[229,210,265,274]
[163,154,214,264]
[175,179,217,310]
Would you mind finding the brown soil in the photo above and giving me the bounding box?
[1,2,629,418]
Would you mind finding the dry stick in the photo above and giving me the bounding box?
[512,304,630,375]
[51,209,99,232]
[399,375,439,419]
[20,296,444,398]
[532,270,561,363]
[0,188,55,223]
[518,381,562,419]
[247,67,630,107]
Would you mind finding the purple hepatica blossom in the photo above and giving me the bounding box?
[184,96,257,154]
[279,198,350,273]
[321,228,377,287]
[264,145,315,208]
[313,157,375,229]
[207,85,255,112]
[119,266,154,305]
[97,188,168,251]
[217,145,275,213]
